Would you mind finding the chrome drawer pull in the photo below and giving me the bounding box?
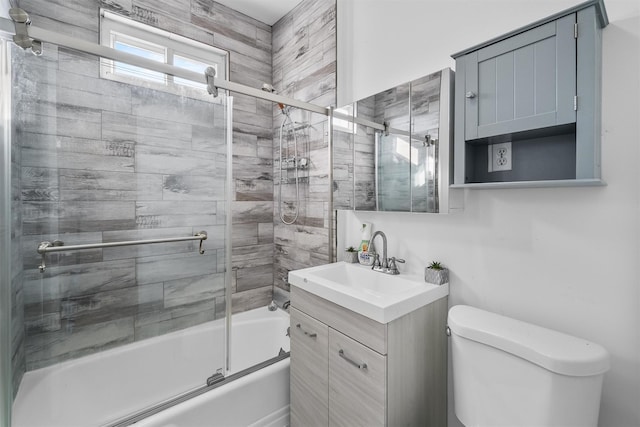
[295,323,317,338]
[338,349,367,370]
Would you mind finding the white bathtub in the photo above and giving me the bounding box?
[13,306,290,427]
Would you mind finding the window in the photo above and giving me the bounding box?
[100,10,228,95]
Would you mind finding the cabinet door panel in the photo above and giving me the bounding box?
[477,57,497,126]
[329,329,386,427]
[514,44,535,118]
[290,308,329,427]
[534,36,558,114]
[495,53,515,122]
[465,14,576,140]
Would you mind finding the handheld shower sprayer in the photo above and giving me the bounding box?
[261,83,302,225]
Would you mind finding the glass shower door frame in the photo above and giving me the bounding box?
[0,35,13,427]
[224,95,233,373]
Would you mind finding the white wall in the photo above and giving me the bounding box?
[337,1,640,426]
[0,1,10,19]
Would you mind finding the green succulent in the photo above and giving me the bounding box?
[428,261,444,270]
[346,246,358,252]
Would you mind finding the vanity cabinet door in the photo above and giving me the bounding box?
[290,308,329,427]
[463,13,576,141]
[328,329,387,427]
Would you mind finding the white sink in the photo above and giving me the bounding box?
[288,262,449,324]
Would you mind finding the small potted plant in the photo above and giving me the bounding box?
[424,261,449,285]
[344,246,359,263]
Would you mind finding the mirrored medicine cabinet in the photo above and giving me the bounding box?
[332,68,456,214]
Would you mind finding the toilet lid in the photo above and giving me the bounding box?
[448,305,610,376]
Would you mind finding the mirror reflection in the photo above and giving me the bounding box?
[333,68,452,213]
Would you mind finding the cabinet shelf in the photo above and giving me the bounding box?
[450,178,605,190]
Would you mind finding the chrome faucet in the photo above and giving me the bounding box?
[370,231,388,269]
[369,231,405,275]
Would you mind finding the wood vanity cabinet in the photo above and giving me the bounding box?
[290,286,448,427]
[452,0,608,188]
[290,308,329,426]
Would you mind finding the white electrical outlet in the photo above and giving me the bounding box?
[488,142,512,172]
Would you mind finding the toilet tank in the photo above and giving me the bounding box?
[448,305,610,427]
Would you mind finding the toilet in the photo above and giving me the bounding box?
[448,305,610,427]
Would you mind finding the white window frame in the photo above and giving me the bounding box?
[99,10,229,99]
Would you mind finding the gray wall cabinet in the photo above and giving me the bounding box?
[464,14,576,140]
[290,286,448,427]
[452,0,608,188]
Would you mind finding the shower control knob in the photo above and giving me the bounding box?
[465,91,476,99]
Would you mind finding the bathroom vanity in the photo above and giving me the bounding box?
[288,262,449,426]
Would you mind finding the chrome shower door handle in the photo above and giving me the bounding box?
[465,91,476,99]
[338,349,367,370]
[295,323,317,338]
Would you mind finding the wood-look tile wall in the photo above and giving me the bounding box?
[14,44,228,371]
[14,0,275,370]
[271,0,336,294]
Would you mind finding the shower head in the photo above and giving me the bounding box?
[261,83,286,112]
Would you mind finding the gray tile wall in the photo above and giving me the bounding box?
[15,43,227,371]
[191,2,276,312]
[15,0,275,370]
[271,0,336,294]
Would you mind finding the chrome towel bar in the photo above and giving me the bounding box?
[36,231,208,273]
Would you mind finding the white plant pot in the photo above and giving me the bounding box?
[344,251,359,263]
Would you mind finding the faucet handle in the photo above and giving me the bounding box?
[387,257,405,274]
[388,257,405,265]
[372,253,382,269]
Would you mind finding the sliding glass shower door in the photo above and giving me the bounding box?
[9,39,232,426]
